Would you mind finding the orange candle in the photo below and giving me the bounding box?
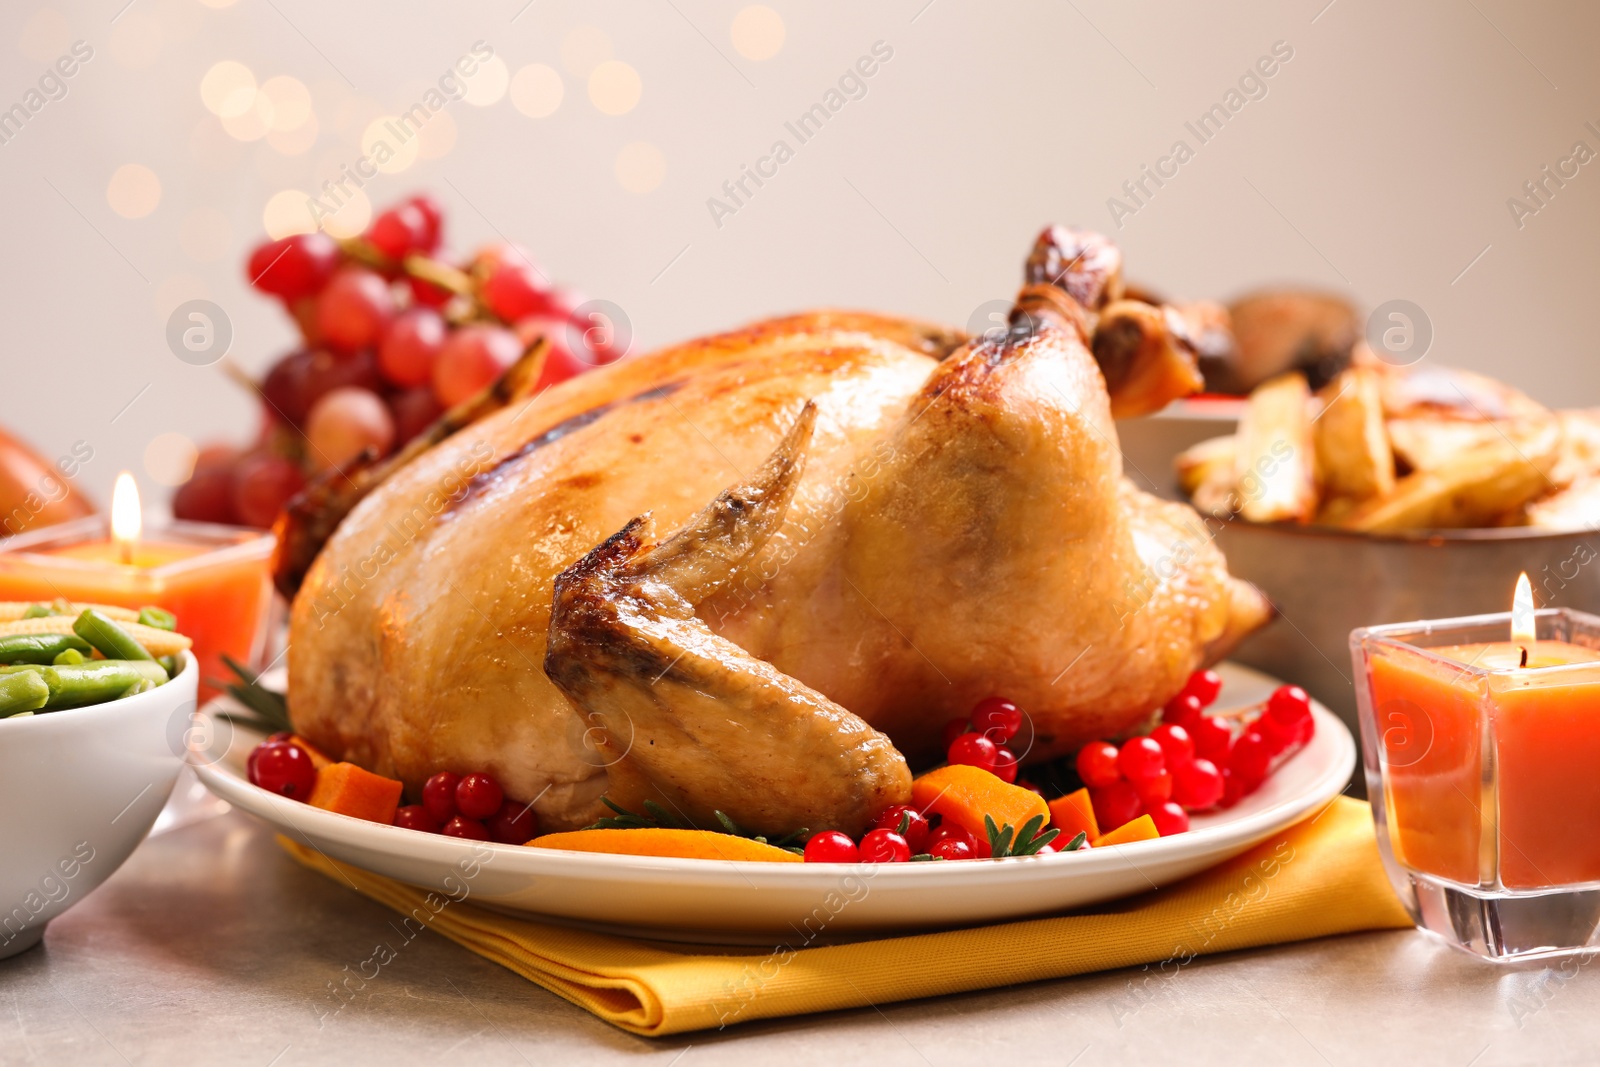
[1364,575,1600,890]
[0,475,276,701]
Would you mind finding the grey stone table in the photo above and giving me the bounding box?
[3,808,1596,1067]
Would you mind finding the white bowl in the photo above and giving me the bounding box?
[0,651,197,960]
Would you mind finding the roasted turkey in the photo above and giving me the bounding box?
[284,227,1271,837]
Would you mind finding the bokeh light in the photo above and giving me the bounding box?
[561,26,612,77]
[144,433,198,488]
[267,110,319,155]
[588,60,641,116]
[510,63,563,118]
[462,54,509,106]
[615,142,666,194]
[262,189,318,239]
[221,91,274,141]
[731,5,785,60]
[361,116,420,174]
[318,187,372,239]
[107,164,161,219]
[200,60,256,117]
[261,75,312,131]
[417,110,456,160]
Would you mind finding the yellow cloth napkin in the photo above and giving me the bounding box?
[280,797,1410,1036]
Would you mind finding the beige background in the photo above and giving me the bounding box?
[1,0,1596,508]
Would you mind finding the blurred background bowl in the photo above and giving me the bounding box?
[0,652,196,960]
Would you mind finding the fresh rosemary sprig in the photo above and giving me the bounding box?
[588,798,808,854]
[213,653,293,735]
[985,813,1062,858]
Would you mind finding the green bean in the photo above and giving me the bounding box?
[73,609,153,662]
[157,654,179,679]
[0,671,50,717]
[21,604,51,619]
[0,664,44,675]
[52,647,86,666]
[0,633,93,665]
[36,661,168,709]
[119,679,155,699]
[137,606,177,631]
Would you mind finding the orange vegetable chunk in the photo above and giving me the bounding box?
[308,762,404,825]
[1092,813,1159,847]
[1047,788,1099,844]
[529,828,803,862]
[289,734,333,770]
[911,764,1049,843]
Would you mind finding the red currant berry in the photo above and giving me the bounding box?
[1075,740,1122,788]
[1230,731,1272,785]
[872,805,930,853]
[487,799,538,844]
[455,773,504,820]
[1090,780,1142,832]
[804,830,859,863]
[1191,715,1234,763]
[947,732,997,773]
[991,746,1019,784]
[1117,737,1166,784]
[1221,768,1253,808]
[247,740,317,800]
[247,232,340,300]
[1266,685,1312,726]
[1294,713,1316,746]
[1162,693,1203,729]
[1134,767,1172,807]
[929,836,975,861]
[422,771,461,822]
[1035,843,1057,855]
[970,697,1023,742]
[1180,668,1223,708]
[1257,714,1293,756]
[941,717,970,749]
[1173,757,1224,810]
[1149,723,1195,770]
[393,804,441,834]
[441,816,490,840]
[859,828,911,863]
[1147,801,1190,836]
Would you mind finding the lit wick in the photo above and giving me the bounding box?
[110,471,142,566]
[1511,571,1535,669]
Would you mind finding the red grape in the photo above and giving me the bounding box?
[305,387,395,471]
[483,261,559,322]
[393,805,441,834]
[406,275,453,308]
[1147,801,1190,836]
[1075,741,1122,788]
[441,816,489,840]
[422,772,461,821]
[1090,780,1141,832]
[407,194,444,251]
[947,732,997,773]
[487,799,538,844]
[367,203,428,261]
[378,307,446,388]
[521,315,598,389]
[389,387,443,445]
[455,773,504,820]
[230,452,305,529]
[247,740,317,800]
[247,232,339,300]
[172,460,239,525]
[803,830,858,863]
[433,324,520,407]
[859,828,911,863]
[261,349,382,427]
[1117,737,1165,784]
[970,697,1023,742]
[1173,758,1224,810]
[315,267,395,354]
[474,242,538,276]
[871,804,930,853]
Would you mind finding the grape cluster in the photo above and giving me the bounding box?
[173,193,621,529]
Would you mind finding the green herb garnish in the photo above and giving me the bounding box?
[985,813,1062,858]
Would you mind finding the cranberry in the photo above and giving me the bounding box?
[929,836,975,860]
[487,799,539,844]
[1190,715,1234,763]
[1230,730,1272,785]
[1173,757,1224,810]
[455,773,504,820]
[393,804,441,834]
[947,732,997,773]
[1147,801,1190,836]
[991,745,1019,784]
[1117,737,1165,784]
[804,830,859,863]
[941,717,970,749]
[1133,767,1172,807]
[859,828,911,863]
[1179,668,1223,708]
[871,804,930,853]
[422,771,461,822]
[1075,740,1121,788]
[1149,723,1195,770]
[1090,780,1142,832]
[970,697,1023,742]
[247,740,317,800]
[1162,693,1203,730]
[441,816,490,840]
[927,822,978,855]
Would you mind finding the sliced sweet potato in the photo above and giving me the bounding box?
[308,762,403,825]
[1047,788,1099,844]
[528,828,803,862]
[911,764,1049,844]
[1092,813,1160,847]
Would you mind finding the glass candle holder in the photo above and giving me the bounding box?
[0,516,278,702]
[1352,608,1600,962]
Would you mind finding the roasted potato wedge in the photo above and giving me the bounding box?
[1552,409,1600,487]
[1524,477,1600,531]
[1377,363,1547,422]
[1234,372,1317,524]
[1340,419,1561,532]
[1176,434,1238,517]
[1313,366,1394,502]
[1386,418,1504,474]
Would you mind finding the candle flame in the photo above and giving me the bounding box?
[110,471,141,563]
[1511,571,1536,650]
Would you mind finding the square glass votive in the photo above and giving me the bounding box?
[1352,608,1600,962]
[0,516,279,702]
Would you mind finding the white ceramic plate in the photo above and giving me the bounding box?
[190,662,1353,943]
